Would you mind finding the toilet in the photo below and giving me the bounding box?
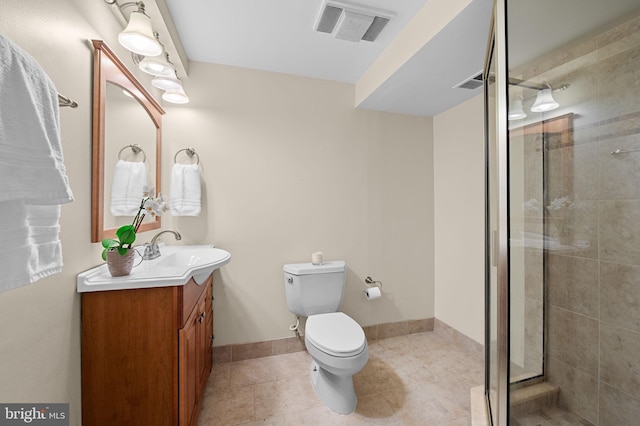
[283,260,368,415]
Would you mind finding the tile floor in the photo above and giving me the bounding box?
[198,331,484,426]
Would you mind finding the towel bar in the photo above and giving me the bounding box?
[611,148,640,155]
[58,93,78,108]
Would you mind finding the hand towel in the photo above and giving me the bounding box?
[0,34,74,205]
[170,163,201,216]
[110,159,148,216]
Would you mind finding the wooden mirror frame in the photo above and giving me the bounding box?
[91,40,165,242]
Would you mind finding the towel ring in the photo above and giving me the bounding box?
[117,144,146,162]
[174,147,200,165]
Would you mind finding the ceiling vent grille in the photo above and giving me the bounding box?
[314,1,393,43]
[453,71,484,90]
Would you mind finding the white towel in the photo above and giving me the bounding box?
[0,34,74,205]
[0,35,73,292]
[170,163,201,216]
[110,159,147,216]
[0,201,63,292]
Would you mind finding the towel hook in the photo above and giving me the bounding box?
[174,147,200,165]
[117,144,146,162]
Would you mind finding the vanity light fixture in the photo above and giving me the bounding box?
[116,2,162,57]
[151,72,184,92]
[530,82,559,112]
[508,95,527,120]
[152,71,190,104]
[139,51,175,77]
[154,71,190,104]
[508,79,569,116]
[162,88,190,104]
[105,0,190,104]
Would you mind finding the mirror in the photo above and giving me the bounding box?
[91,40,164,242]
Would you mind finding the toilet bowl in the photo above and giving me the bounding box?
[304,312,369,414]
[283,260,368,414]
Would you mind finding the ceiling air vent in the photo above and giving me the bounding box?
[453,71,484,90]
[314,1,393,43]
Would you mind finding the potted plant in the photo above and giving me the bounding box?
[102,187,167,276]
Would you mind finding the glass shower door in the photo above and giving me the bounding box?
[487,0,640,424]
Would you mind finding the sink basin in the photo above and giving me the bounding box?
[77,244,231,293]
[157,251,208,268]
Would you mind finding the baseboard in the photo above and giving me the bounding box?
[213,317,435,364]
[433,318,484,360]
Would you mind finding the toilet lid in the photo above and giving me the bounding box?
[306,312,366,356]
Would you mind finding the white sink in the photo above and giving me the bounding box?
[77,244,231,293]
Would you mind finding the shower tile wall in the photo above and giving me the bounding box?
[519,13,640,426]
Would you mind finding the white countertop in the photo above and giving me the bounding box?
[77,244,231,293]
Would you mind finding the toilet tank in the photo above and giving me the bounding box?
[283,261,346,316]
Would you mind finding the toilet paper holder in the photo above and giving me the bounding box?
[364,276,382,288]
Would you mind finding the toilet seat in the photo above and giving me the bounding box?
[305,312,366,357]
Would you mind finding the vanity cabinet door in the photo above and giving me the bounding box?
[179,303,199,425]
[179,281,210,426]
[81,286,180,426]
[201,282,213,394]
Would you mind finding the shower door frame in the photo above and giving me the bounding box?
[484,0,510,424]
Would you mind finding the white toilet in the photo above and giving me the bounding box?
[283,260,368,415]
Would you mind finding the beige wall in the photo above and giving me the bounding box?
[162,62,435,345]
[0,0,435,422]
[433,94,485,344]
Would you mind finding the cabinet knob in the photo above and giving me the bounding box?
[198,312,206,323]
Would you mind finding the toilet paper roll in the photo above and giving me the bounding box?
[365,286,382,300]
[311,251,323,265]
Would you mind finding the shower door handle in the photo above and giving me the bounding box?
[492,229,498,267]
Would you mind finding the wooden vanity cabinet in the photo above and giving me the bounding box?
[81,275,214,426]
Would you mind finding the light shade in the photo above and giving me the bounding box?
[118,9,162,57]
[508,98,527,120]
[162,88,189,104]
[531,87,559,112]
[139,52,175,77]
[151,73,183,91]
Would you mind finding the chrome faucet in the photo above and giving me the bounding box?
[143,230,182,260]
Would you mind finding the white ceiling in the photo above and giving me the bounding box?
[162,0,640,117]
[163,0,493,117]
[164,0,430,84]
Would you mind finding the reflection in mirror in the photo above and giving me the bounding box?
[91,40,164,242]
[104,83,156,230]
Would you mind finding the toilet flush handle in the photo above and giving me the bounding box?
[287,276,293,284]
